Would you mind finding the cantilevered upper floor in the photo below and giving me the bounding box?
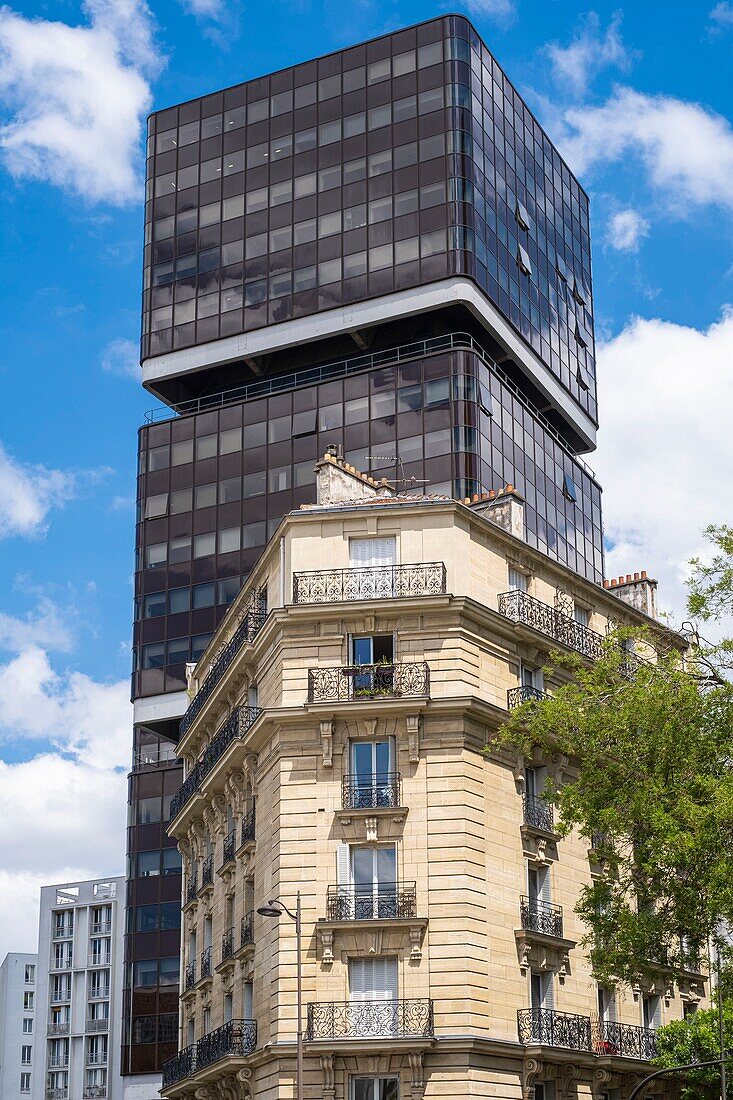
[142,15,597,449]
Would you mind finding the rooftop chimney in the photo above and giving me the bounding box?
[603,570,658,620]
[470,485,525,541]
[314,448,394,506]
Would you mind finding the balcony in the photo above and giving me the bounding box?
[91,921,112,935]
[46,1090,68,1100]
[306,999,434,1042]
[47,1021,70,1036]
[326,883,417,922]
[240,806,256,847]
[51,957,73,971]
[594,1020,657,1060]
[86,1018,109,1033]
[520,897,564,938]
[238,911,255,955]
[518,1007,592,1051]
[200,855,213,891]
[498,590,605,661]
[179,591,266,737]
[52,926,72,940]
[88,986,109,1001]
[88,953,111,967]
[507,685,548,710]
[523,794,555,834]
[293,562,447,604]
[184,961,196,992]
[200,946,212,982]
[86,1051,108,1066]
[221,926,234,965]
[170,705,263,820]
[221,827,236,868]
[341,772,402,810]
[185,873,198,904]
[48,1056,69,1069]
[50,991,71,1004]
[308,662,429,703]
[162,1019,257,1089]
[83,1089,108,1099]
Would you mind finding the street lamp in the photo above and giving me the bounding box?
[257,893,303,1100]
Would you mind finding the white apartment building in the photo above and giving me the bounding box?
[0,952,38,1099]
[32,878,125,1100]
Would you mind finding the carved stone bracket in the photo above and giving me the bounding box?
[557,1061,581,1100]
[365,816,378,843]
[320,1053,335,1100]
[408,1051,425,1099]
[406,715,420,763]
[591,1067,612,1100]
[320,719,334,767]
[243,753,258,798]
[513,753,526,793]
[522,1054,542,1100]
[318,927,335,966]
[409,925,424,963]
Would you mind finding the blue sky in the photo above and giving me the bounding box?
[0,0,731,954]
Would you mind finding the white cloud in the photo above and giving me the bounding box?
[0,757,126,957]
[182,0,226,19]
[546,12,632,95]
[0,443,78,539]
[0,598,73,653]
[709,2,733,28]
[596,306,733,624]
[0,0,159,204]
[458,0,515,20]
[606,208,650,252]
[0,646,131,769]
[101,336,139,380]
[558,87,733,215]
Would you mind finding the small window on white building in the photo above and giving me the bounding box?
[20,1072,31,1093]
[21,1046,32,1065]
[22,1018,33,1034]
[23,992,34,1011]
[24,964,35,984]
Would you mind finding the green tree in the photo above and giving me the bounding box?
[497,523,733,988]
[653,998,733,1099]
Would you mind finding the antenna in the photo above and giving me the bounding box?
[364,453,429,492]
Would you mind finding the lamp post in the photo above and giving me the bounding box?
[258,893,303,1100]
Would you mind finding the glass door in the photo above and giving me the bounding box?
[352,846,397,919]
[351,740,393,808]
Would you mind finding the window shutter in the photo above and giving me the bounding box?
[542,973,554,1010]
[336,844,350,890]
[539,867,552,905]
[349,958,367,1000]
[349,537,396,567]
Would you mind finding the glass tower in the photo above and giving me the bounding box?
[124,13,602,1086]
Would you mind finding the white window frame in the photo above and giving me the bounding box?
[350,1076,400,1100]
[349,537,397,568]
[509,567,528,592]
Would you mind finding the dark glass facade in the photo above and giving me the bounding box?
[133,338,603,697]
[127,15,603,1081]
[142,14,596,430]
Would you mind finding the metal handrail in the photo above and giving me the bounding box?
[306,998,434,1040]
[162,1019,257,1087]
[143,331,596,478]
[507,685,548,709]
[341,772,402,810]
[241,806,256,846]
[518,1007,593,1051]
[308,662,429,703]
[325,882,417,921]
[240,911,254,949]
[170,705,263,820]
[593,1018,657,1059]
[498,589,605,660]
[178,591,266,737]
[523,794,555,832]
[519,895,564,937]
[293,562,447,604]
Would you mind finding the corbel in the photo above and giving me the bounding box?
[320,719,334,768]
[406,715,420,763]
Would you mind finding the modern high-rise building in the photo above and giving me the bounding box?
[0,952,38,1100]
[127,14,603,1094]
[33,878,124,1100]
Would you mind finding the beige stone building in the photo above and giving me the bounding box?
[160,453,706,1100]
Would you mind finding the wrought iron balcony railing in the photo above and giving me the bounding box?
[222,828,236,866]
[507,685,548,710]
[179,592,266,737]
[201,855,213,889]
[200,946,212,980]
[342,772,402,810]
[523,794,555,833]
[170,705,263,820]
[186,872,198,903]
[240,911,254,950]
[518,1007,593,1051]
[308,662,429,703]
[241,806,256,845]
[184,961,196,991]
[306,998,434,1041]
[293,562,447,604]
[326,883,417,921]
[162,1019,257,1088]
[594,1019,657,1059]
[520,896,564,938]
[499,590,605,661]
[221,927,234,963]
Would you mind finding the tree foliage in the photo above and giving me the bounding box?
[498,630,733,987]
[653,996,733,1098]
